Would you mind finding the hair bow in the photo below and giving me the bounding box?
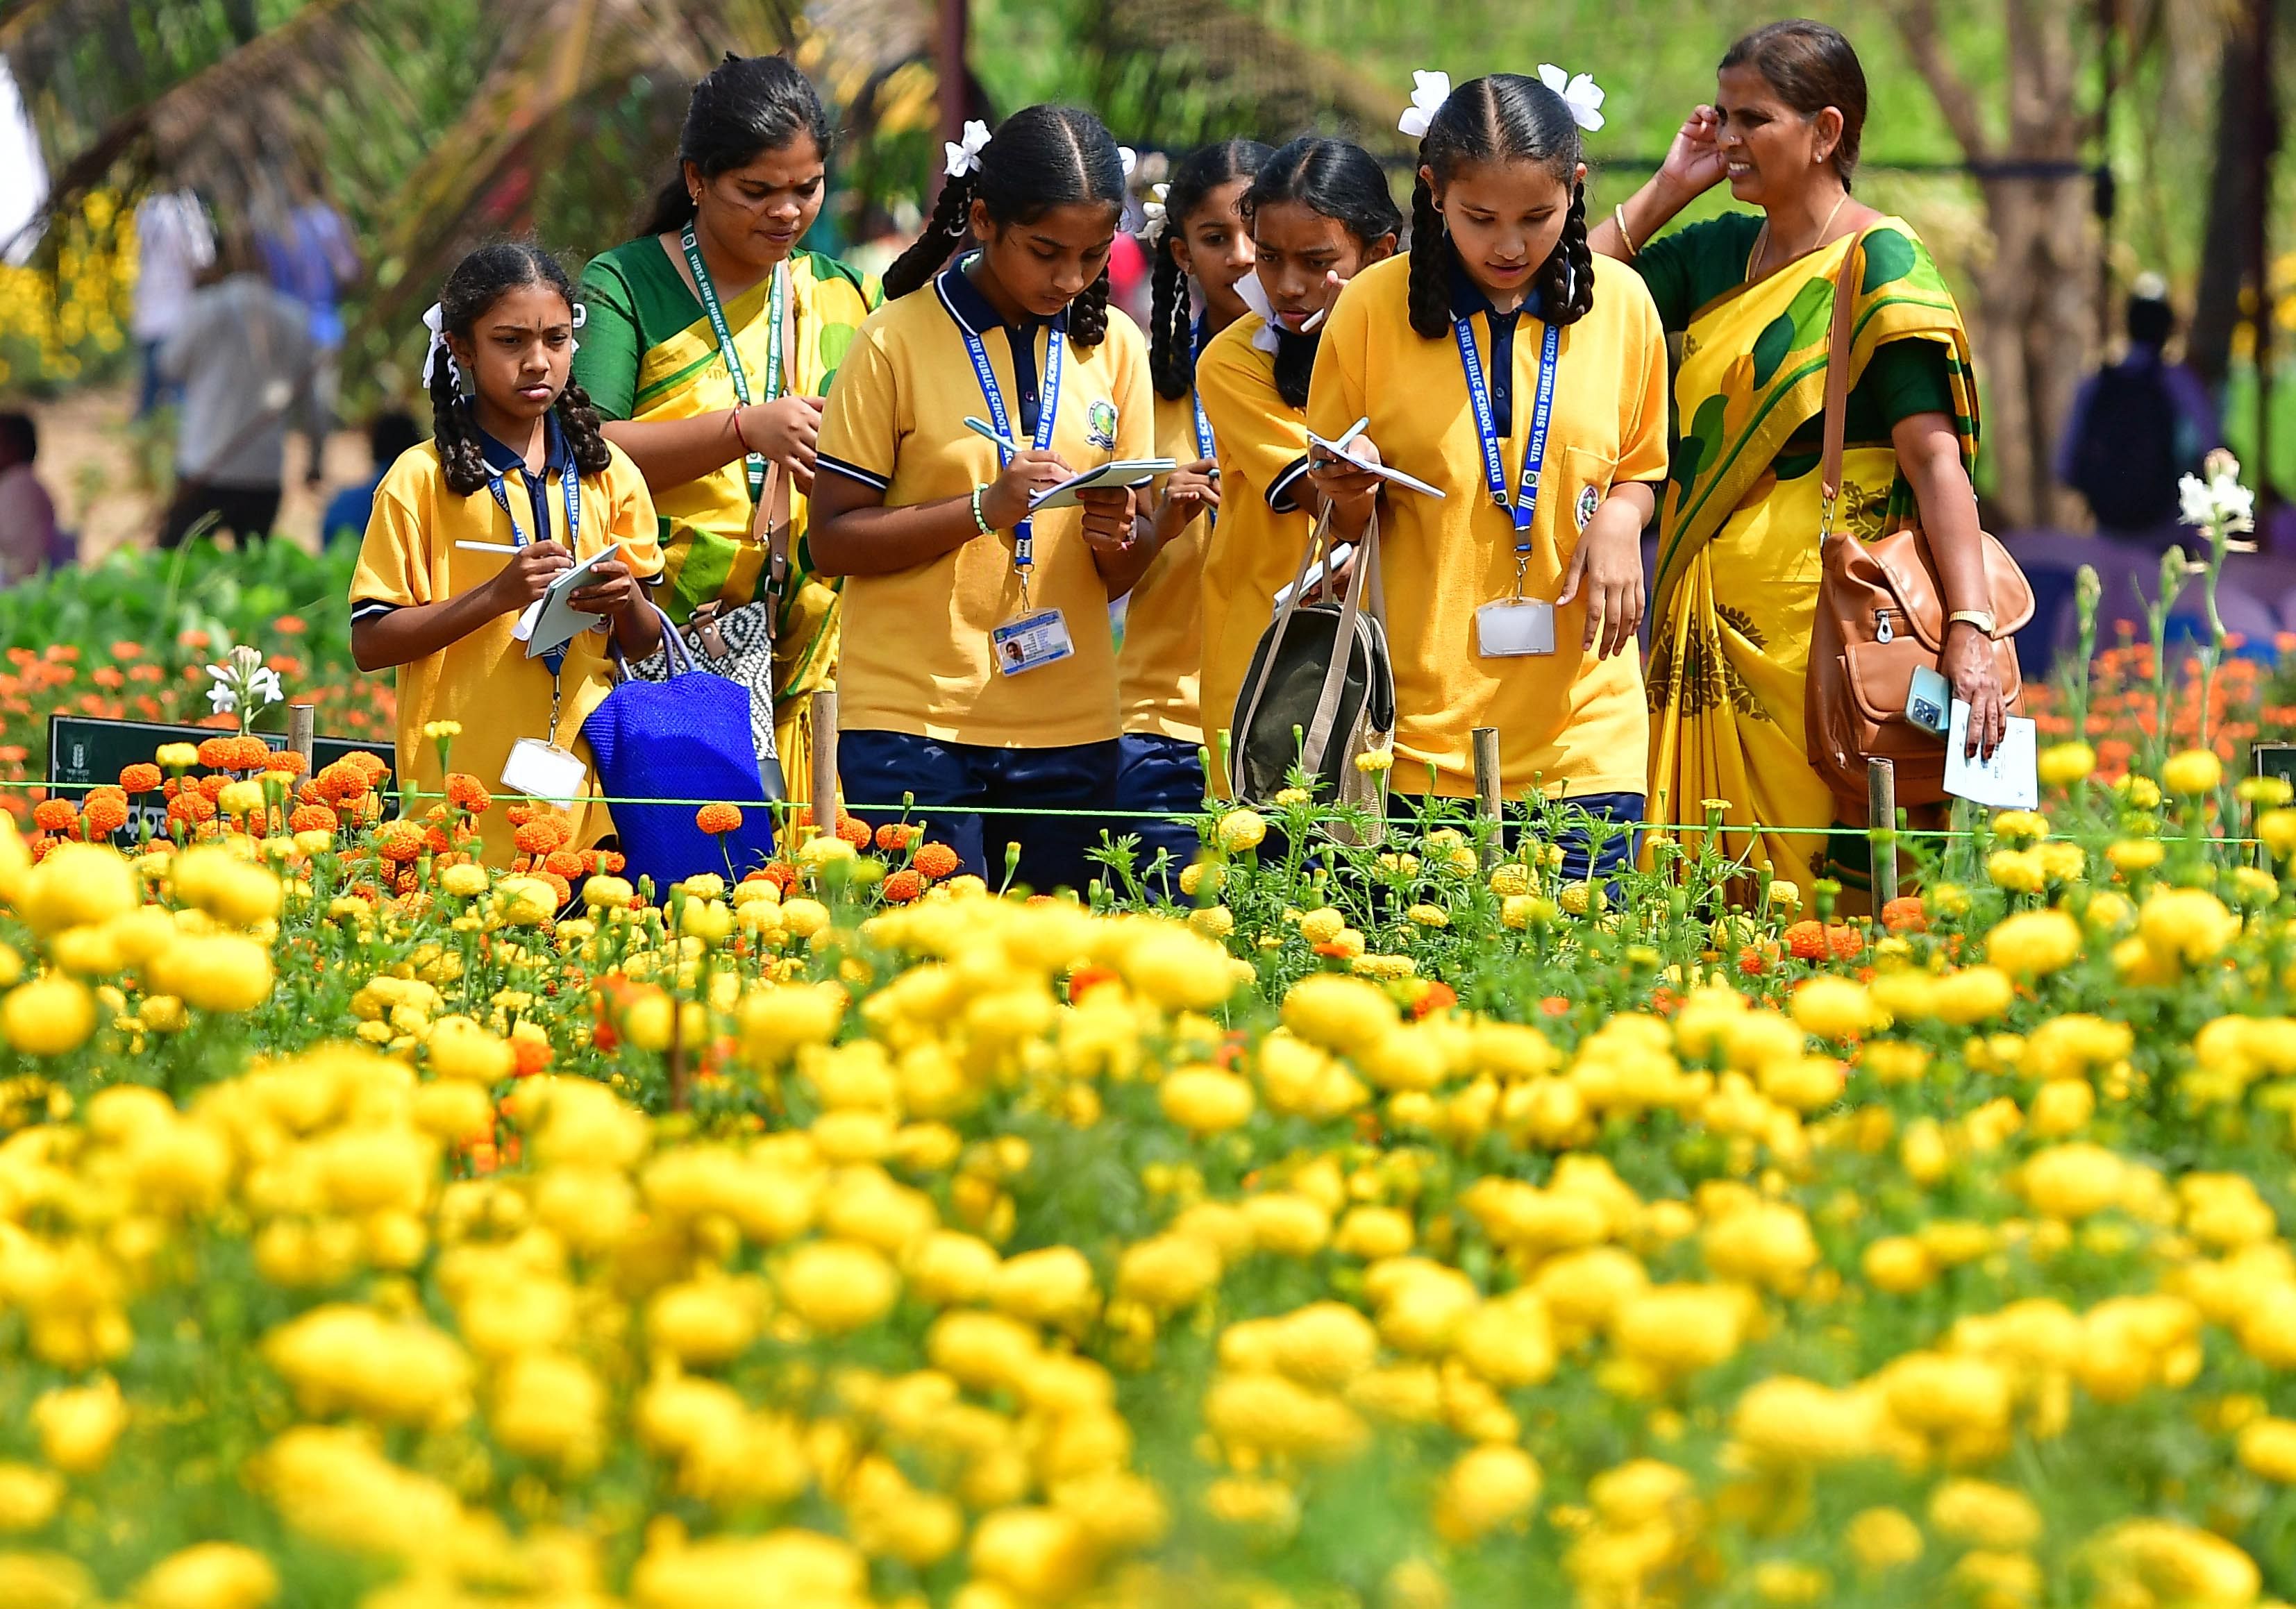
[421,303,456,389]
[570,301,585,356]
[1398,69,1452,140]
[1141,183,1171,244]
[1537,64,1607,132]
[944,119,992,180]
[1118,145,1139,180]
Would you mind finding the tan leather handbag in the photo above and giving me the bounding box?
[1805,230,2034,817]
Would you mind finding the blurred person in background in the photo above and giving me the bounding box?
[261,172,362,482]
[322,409,422,548]
[2059,274,2222,544]
[0,411,56,581]
[130,189,213,419]
[157,229,318,548]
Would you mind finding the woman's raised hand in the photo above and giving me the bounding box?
[1657,106,1728,203]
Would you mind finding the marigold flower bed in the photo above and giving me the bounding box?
[0,725,2294,1608]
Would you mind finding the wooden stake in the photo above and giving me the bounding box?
[1472,727,1502,865]
[287,703,316,769]
[810,687,839,836]
[1867,757,1898,910]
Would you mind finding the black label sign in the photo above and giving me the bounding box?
[47,715,397,848]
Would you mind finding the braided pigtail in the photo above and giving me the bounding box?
[428,354,489,496]
[883,169,976,299]
[1148,240,1193,399]
[555,382,614,478]
[1406,165,1452,339]
[1554,180,1595,323]
[1069,262,1112,350]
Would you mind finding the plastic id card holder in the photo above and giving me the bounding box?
[991,609,1075,676]
[1476,600,1556,658]
[501,737,589,800]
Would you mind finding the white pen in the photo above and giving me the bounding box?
[455,541,521,554]
[964,416,1023,453]
[1300,305,1330,334]
[1316,416,1371,463]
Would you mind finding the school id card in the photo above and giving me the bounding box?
[991,609,1075,676]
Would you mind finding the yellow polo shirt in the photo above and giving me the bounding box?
[816,263,1154,748]
[1193,319,1315,785]
[350,437,663,862]
[1116,389,1214,742]
[1305,253,1668,798]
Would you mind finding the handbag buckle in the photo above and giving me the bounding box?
[689,600,730,660]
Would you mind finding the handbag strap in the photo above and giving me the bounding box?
[1232,504,1336,793]
[1299,511,1380,775]
[611,603,695,678]
[1818,227,1870,545]
[751,264,802,619]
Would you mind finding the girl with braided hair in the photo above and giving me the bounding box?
[350,242,663,863]
[1304,69,1666,878]
[811,104,1155,893]
[1116,138,1269,879]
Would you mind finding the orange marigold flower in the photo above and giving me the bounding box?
[881,868,925,904]
[275,614,308,635]
[318,763,371,803]
[760,861,798,891]
[424,825,453,855]
[512,1037,551,1078]
[168,793,218,825]
[540,872,572,907]
[601,852,627,876]
[835,814,872,847]
[374,822,426,863]
[344,750,389,779]
[514,819,567,856]
[505,802,537,827]
[696,802,744,836]
[544,849,586,879]
[912,842,961,881]
[29,836,53,862]
[1069,964,1120,1000]
[1736,945,1770,977]
[82,797,129,837]
[1880,896,1928,934]
[32,798,78,833]
[1409,981,1459,1020]
[445,773,492,812]
[1784,920,1827,961]
[196,736,238,769]
[875,821,921,852]
[1825,924,1863,961]
[228,735,271,770]
[290,804,339,834]
[195,775,230,800]
[119,763,162,793]
[262,749,310,777]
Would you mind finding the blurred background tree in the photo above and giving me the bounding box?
[2,0,2291,525]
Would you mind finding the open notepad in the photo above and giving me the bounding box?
[1027,459,1178,512]
[514,544,621,659]
[1305,434,1448,499]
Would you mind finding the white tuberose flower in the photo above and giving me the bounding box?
[1398,70,1451,140]
[1537,64,1607,132]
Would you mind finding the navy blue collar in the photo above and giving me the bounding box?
[475,410,569,478]
[937,256,1069,339]
[1193,313,1212,357]
[1448,258,1546,327]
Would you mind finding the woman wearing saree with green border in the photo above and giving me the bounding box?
[573,54,880,803]
[1591,19,2005,896]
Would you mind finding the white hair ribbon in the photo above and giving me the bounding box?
[944,119,992,180]
[1537,63,1607,131]
[1398,69,1452,140]
[1118,145,1139,180]
[570,301,585,356]
[421,303,455,389]
[1141,183,1171,244]
[1235,270,1285,356]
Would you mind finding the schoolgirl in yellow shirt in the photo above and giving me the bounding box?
[352,243,665,865]
[1116,138,1271,876]
[1196,137,1401,784]
[811,106,1155,893]
[1306,70,1668,877]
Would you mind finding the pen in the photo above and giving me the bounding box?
[964,416,1023,453]
[455,541,521,554]
[1300,305,1330,334]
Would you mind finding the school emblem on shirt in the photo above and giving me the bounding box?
[1577,484,1602,530]
[1085,400,1118,450]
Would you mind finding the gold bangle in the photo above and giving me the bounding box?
[1614,203,1642,259]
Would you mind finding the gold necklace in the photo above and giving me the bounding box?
[1745,191,1852,284]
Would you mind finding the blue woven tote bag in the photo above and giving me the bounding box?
[584,614,778,891]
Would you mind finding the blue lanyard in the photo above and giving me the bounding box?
[1191,388,1217,528]
[957,310,1064,598]
[484,460,582,679]
[1453,314,1561,561]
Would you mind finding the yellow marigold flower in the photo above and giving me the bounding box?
[796,834,857,869]
[1355,748,1394,773]
[1216,809,1268,852]
[778,1240,899,1333]
[1405,902,1449,928]
[780,897,832,938]
[2088,1519,2258,1608]
[1862,1236,1935,1294]
[1488,862,1530,897]
[33,1375,125,1473]
[155,742,200,770]
[2138,886,2238,966]
[1767,878,1802,911]
[1273,786,1312,806]
[1928,1479,2043,1549]
[1123,923,1240,1011]
[19,841,140,936]
[2258,807,2296,860]
[1992,809,2050,841]
[1986,848,2047,892]
[1,975,95,1055]
[438,863,489,898]
[215,780,266,819]
[132,1542,280,1609]
[420,720,464,741]
[1433,1444,1541,1542]
[2027,1077,2095,1137]
[989,1245,1099,1329]
[2036,742,2096,787]
[1847,1506,1924,1572]
[1752,1562,1829,1604]
[581,874,634,909]
[0,1463,61,1533]
[1178,859,1223,898]
[1159,1067,1255,1134]
[1189,904,1236,938]
[1986,908,2081,976]
[1790,976,1876,1039]
[2236,1416,2296,1482]
[2021,1143,2127,1220]
[2109,837,2165,873]
[427,1016,514,1084]
[1204,1474,1300,1532]
[1115,1233,1221,1313]
[149,934,274,1013]
[1297,906,1346,943]
[2161,748,2223,795]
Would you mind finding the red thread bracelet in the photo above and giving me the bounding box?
[730,409,755,456]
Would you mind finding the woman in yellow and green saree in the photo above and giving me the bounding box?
[1592,19,2006,896]
[574,55,880,804]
